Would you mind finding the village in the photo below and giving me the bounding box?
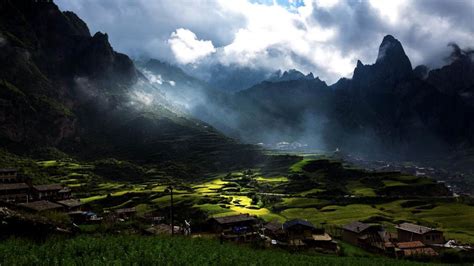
[1,167,473,262]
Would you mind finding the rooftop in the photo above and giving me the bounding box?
[212,214,257,224]
[0,168,17,173]
[0,183,29,191]
[312,233,332,241]
[56,199,83,208]
[343,221,374,233]
[114,207,136,214]
[397,241,425,249]
[402,247,438,257]
[264,221,283,232]
[283,219,315,230]
[18,200,63,212]
[396,223,439,235]
[33,184,64,191]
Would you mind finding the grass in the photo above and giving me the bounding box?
[281,204,384,226]
[255,176,288,182]
[0,235,430,266]
[289,158,312,172]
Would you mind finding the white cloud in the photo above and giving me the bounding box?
[168,28,216,64]
[57,0,474,85]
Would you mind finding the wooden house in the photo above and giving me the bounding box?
[0,169,17,183]
[32,184,64,200]
[56,199,83,211]
[283,219,316,246]
[396,223,444,245]
[0,183,30,202]
[209,214,259,242]
[342,221,385,249]
[18,200,64,213]
[209,214,258,234]
[113,207,137,219]
[263,221,286,243]
[395,241,438,257]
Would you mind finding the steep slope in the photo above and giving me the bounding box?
[0,0,261,172]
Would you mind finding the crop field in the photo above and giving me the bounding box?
[26,156,474,244]
[0,235,431,266]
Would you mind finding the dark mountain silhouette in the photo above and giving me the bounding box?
[0,0,261,172]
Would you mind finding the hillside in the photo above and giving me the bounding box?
[0,0,261,174]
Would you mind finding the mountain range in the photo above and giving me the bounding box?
[1,0,474,170]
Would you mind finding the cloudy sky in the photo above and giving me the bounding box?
[56,0,474,84]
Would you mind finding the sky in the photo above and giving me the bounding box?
[56,0,474,84]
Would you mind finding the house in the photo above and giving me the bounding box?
[263,221,286,243]
[0,169,17,183]
[395,241,438,257]
[342,221,385,250]
[113,207,137,219]
[32,184,65,200]
[18,200,64,213]
[283,219,316,246]
[56,199,83,211]
[209,214,259,241]
[396,223,444,245]
[0,183,30,202]
[209,214,258,234]
[145,224,182,235]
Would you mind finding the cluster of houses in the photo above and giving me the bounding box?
[207,214,338,251]
[0,169,78,212]
[341,221,447,258]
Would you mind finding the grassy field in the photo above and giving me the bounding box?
[0,235,432,266]
[23,157,472,244]
[4,153,474,249]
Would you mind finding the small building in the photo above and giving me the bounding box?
[395,241,438,257]
[209,214,259,242]
[56,199,83,211]
[0,183,30,202]
[263,221,286,243]
[32,184,67,201]
[396,223,444,245]
[145,224,182,235]
[0,169,17,183]
[18,200,64,213]
[283,219,316,246]
[342,221,385,249]
[113,207,137,219]
[209,214,258,234]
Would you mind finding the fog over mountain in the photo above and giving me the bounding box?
[56,0,474,91]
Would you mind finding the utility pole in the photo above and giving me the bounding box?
[166,185,174,236]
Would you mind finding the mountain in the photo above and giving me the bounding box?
[208,35,474,159]
[268,69,315,82]
[0,0,261,173]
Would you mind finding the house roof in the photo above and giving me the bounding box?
[18,200,63,212]
[56,199,83,208]
[0,168,16,173]
[402,247,438,257]
[397,241,425,249]
[0,183,29,191]
[312,233,332,241]
[33,184,63,191]
[342,221,374,233]
[114,207,136,214]
[283,219,315,230]
[395,223,439,235]
[264,221,283,232]
[212,214,257,224]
